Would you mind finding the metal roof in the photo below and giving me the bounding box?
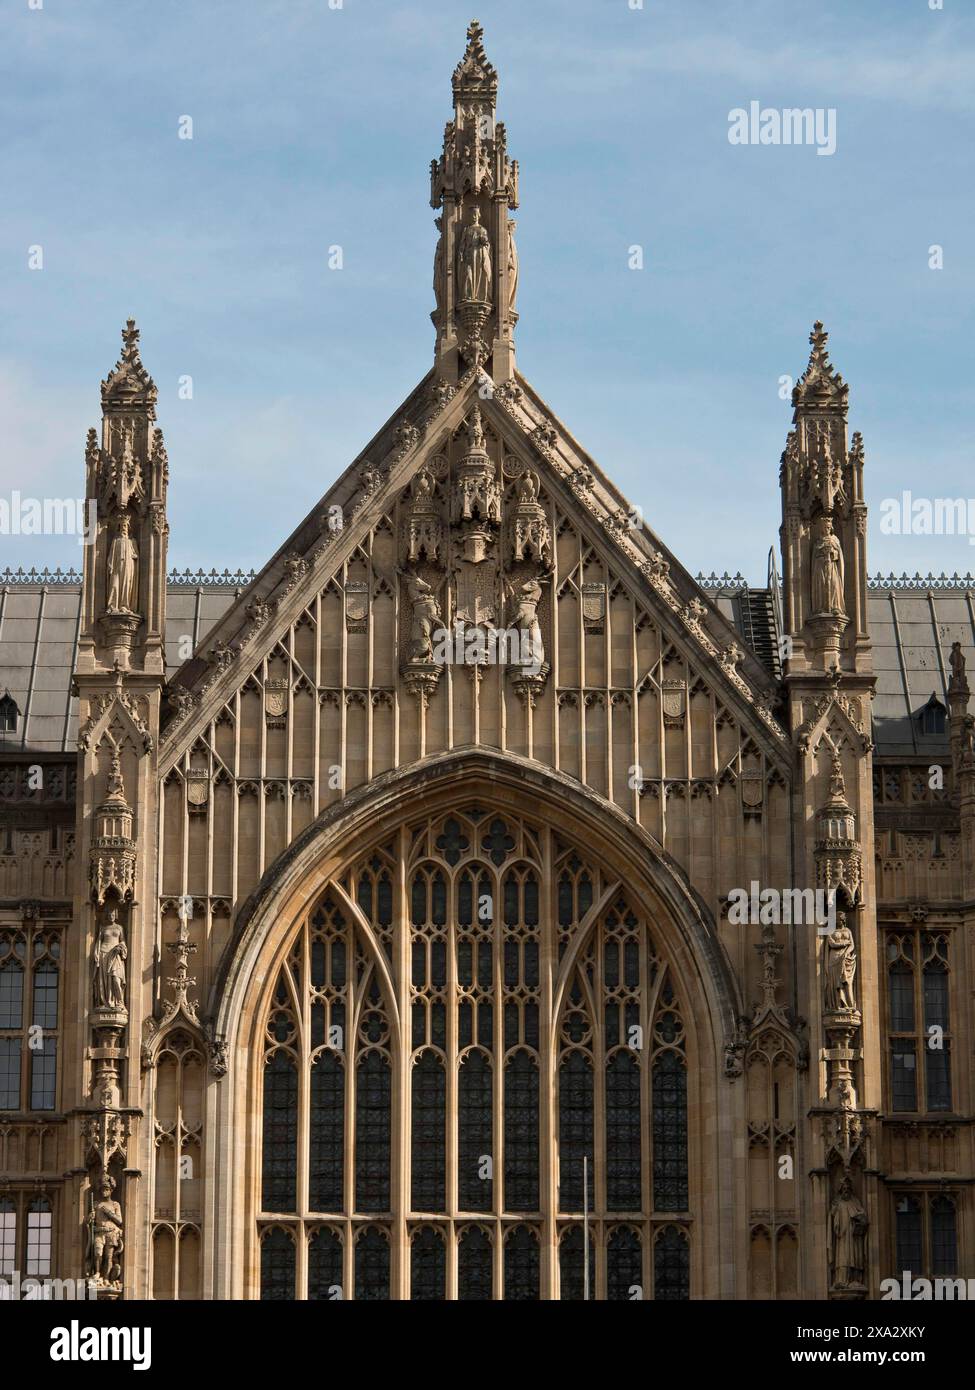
[2,569,973,758]
[0,571,252,753]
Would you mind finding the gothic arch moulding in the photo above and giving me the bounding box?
[204,748,745,1298]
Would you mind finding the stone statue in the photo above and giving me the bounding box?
[828,1177,867,1289]
[815,435,846,515]
[507,219,519,313]
[949,640,966,689]
[823,913,857,1013]
[400,570,442,662]
[106,511,139,614]
[106,750,125,801]
[457,206,492,304]
[92,908,128,1012]
[963,713,975,761]
[516,470,538,504]
[508,577,545,670]
[811,516,845,616]
[89,1178,124,1285]
[432,216,444,318]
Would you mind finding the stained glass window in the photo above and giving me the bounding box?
[256,810,693,1298]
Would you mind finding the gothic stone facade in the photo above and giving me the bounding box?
[1,24,972,1300]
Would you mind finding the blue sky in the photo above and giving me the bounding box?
[1,0,973,581]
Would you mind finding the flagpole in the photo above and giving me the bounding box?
[583,1154,590,1301]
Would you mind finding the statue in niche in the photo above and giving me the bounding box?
[106,511,139,614]
[516,470,538,504]
[432,216,444,319]
[507,219,519,313]
[89,1177,124,1285]
[823,912,857,1013]
[507,576,545,669]
[106,749,125,801]
[963,713,975,761]
[92,908,128,1012]
[457,206,492,305]
[828,1177,868,1289]
[814,434,846,515]
[811,515,845,616]
[400,570,442,662]
[949,640,967,689]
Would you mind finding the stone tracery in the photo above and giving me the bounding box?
[255,806,691,1300]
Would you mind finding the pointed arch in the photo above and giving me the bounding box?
[206,747,743,1299]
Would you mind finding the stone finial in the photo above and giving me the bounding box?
[100,316,157,414]
[791,320,849,414]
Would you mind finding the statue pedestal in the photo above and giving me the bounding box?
[401,660,443,710]
[99,610,141,668]
[807,612,849,669]
[829,1282,867,1301]
[823,1008,861,1031]
[456,298,491,369]
[508,660,549,709]
[91,1007,128,1031]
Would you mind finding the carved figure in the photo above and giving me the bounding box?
[507,577,545,668]
[92,908,127,1011]
[106,511,139,613]
[811,516,845,616]
[401,571,442,662]
[457,206,492,304]
[949,640,966,687]
[507,219,519,313]
[90,1179,124,1284]
[823,913,857,1013]
[828,1177,867,1289]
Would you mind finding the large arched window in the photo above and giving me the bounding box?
[257,807,692,1299]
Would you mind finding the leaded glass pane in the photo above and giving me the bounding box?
[652,1051,688,1211]
[606,1050,641,1210]
[308,1227,343,1300]
[503,1225,539,1300]
[459,1050,492,1211]
[260,1228,295,1300]
[411,1051,446,1210]
[654,1225,689,1300]
[262,1052,297,1213]
[310,1052,344,1212]
[354,1227,390,1301]
[608,1226,642,1301]
[931,1196,957,1277]
[356,1051,391,1211]
[504,1050,538,1211]
[558,1051,593,1211]
[558,1225,595,1300]
[458,1225,493,1301]
[895,1196,922,1272]
[410,1226,446,1300]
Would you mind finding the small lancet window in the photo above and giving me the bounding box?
[918,694,946,738]
[0,693,19,735]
